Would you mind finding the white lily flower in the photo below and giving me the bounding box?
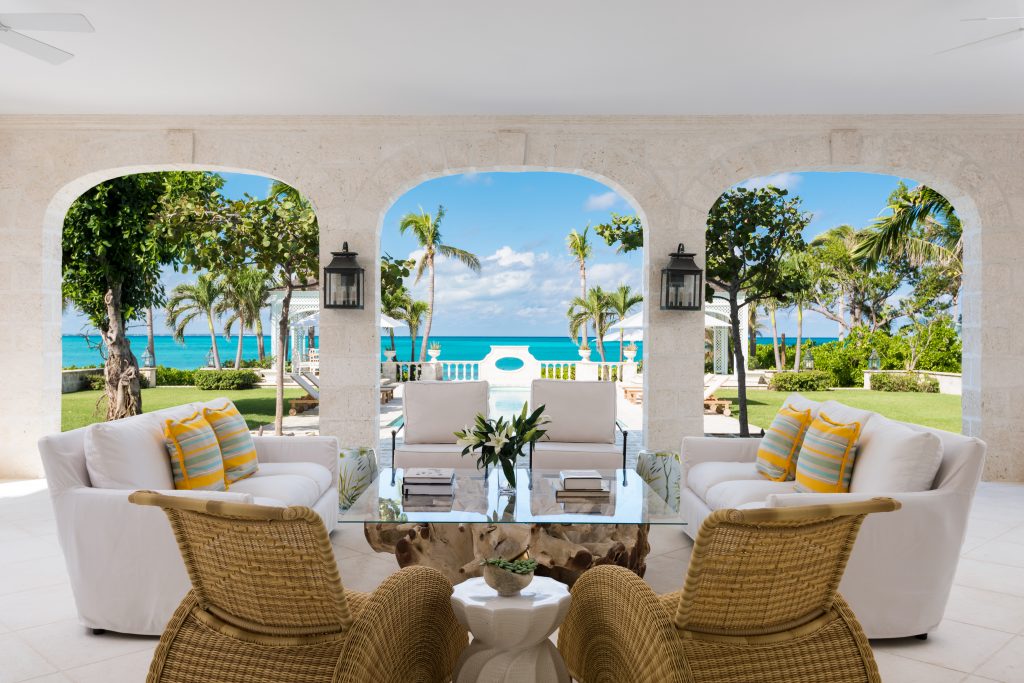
[538,414,552,425]
[455,425,478,449]
[486,434,508,452]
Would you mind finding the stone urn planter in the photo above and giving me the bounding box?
[428,348,441,361]
[578,347,592,361]
[383,349,396,362]
[623,346,637,362]
[481,558,538,597]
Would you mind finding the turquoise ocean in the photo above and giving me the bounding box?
[62,335,837,369]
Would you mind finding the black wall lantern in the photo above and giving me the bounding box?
[661,243,703,311]
[323,243,364,309]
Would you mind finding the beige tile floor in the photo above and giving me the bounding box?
[2,478,1023,682]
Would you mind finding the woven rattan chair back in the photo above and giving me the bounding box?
[674,498,899,637]
[130,491,352,638]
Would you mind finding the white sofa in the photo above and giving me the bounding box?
[38,399,339,636]
[679,393,986,639]
[529,379,627,470]
[392,380,490,470]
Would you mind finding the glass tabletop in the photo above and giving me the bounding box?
[339,468,685,525]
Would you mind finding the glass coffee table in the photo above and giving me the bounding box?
[340,467,685,586]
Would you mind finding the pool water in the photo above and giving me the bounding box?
[489,386,531,420]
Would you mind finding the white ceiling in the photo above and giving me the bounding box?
[1,0,1023,115]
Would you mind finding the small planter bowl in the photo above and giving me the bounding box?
[483,564,534,597]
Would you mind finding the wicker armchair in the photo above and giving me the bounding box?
[558,498,900,683]
[130,491,467,683]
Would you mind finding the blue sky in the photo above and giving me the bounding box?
[61,169,918,339]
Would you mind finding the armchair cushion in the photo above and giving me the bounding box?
[403,381,489,444]
[688,461,761,500]
[394,443,473,470]
[531,380,615,443]
[851,416,943,493]
[531,441,620,470]
[163,411,228,491]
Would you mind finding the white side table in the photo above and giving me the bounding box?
[450,576,571,683]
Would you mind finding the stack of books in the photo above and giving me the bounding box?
[402,467,455,511]
[556,469,611,504]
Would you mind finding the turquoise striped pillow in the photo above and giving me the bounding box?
[203,401,259,484]
[755,405,813,481]
[164,412,227,491]
[794,412,862,493]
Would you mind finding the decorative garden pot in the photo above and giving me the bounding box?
[579,348,592,361]
[624,348,637,362]
[383,349,396,362]
[428,349,441,361]
[483,565,534,597]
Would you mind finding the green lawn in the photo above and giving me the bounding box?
[717,389,963,434]
[62,387,307,432]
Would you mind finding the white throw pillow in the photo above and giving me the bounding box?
[850,416,943,493]
[404,381,489,444]
[84,404,196,490]
[783,392,822,417]
[819,400,876,430]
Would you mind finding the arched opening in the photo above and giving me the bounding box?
[703,171,965,438]
[375,170,648,464]
[55,167,321,436]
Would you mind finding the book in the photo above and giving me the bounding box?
[560,469,604,490]
[402,495,454,512]
[403,482,455,496]
[556,480,611,498]
[403,467,455,484]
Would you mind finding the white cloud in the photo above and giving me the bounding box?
[486,246,536,268]
[738,172,802,191]
[456,171,493,186]
[584,191,620,211]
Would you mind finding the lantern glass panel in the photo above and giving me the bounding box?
[326,270,363,308]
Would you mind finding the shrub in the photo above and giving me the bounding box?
[239,356,275,370]
[871,372,940,393]
[768,370,833,392]
[156,366,196,386]
[810,328,910,387]
[193,369,261,390]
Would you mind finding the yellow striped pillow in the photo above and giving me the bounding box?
[203,401,259,484]
[755,404,813,481]
[794,412,862,494]
[164,411,227,491]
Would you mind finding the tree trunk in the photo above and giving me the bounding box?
[419,252,434,362]
[255,317,266,360]
[274,281,293,435]
[409,324,418,363]
[388,328,396,352]
[234,323,244,369]
[619,329,624,363]
[145,306,156,367]
[579,264,588,345]
[769,304,782,370]
[729,292,750,437]
[206,312,222,370]
[596,330,606,363]
[102,283,142,420]
[780,332,787,370]
[794,305,804,371]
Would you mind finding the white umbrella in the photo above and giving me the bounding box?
[603,309,731,341]
[380,313,407,329]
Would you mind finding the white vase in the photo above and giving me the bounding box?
[428,349,441,361]
[624,349,637,362]
[383,349,396,361]
[579,348,592,361]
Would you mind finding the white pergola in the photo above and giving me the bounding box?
[267,290,321,366]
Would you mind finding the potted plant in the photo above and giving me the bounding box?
[623,342,638,362]
[455,403,549,495]
[428,341,441,361]
[578,341,592,362]
[481,555,539,597]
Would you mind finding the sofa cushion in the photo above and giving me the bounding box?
[784,392,823,417]
[851,417,943,493]
[794,412,862,494]
[84,403,197,490]
[395,443,477,470]
[532,442,620,470]
[403,381,489,444]
[201,400,259,484]
[163,411,228,491]
[255,462,332,498]
[705,480,796,510]
[756,405,813,481]
[819,400,875,430]
[531,380,616,443]
[688,461,761,501]
[229,473,321,507]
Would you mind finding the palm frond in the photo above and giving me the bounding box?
[436,244,482,272]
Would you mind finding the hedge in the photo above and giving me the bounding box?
[87,373,150,390]
[156,366,196,386]
[870,372,940,393]
[768,370,833,392]
[193,369,261,390]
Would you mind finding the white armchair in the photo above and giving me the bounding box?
[678,404,985,639]
[391,380,490,476]
[528,379,626,470]
[38,402,339,636]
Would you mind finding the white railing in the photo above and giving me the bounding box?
[540,361,576,380]
[441,361,480,381]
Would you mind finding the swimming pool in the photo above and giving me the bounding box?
[489,386,531,420]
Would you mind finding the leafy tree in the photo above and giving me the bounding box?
[380,254,413,353]
[594,213,643,253]
[606,284,643,361]
[62,171,222,419]
[567,287,615,362]
[398,205,481,361]
[705,186,809,436]
[166,273,225,369]
[566,227,593,346]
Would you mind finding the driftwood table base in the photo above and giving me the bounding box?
[363,522,650,587]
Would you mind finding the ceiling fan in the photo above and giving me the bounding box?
[937,14,1024,54]
[0,13,93,65]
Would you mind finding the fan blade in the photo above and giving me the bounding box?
[0,29,73,64]
[0,13,93,32]
[962,16,1024,22]
[936,27,1024,54]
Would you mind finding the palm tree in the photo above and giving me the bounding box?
[854,184,962,275]
[567,287,614,362]
[566,227,593,346]
[166,273,224,370]
[782,252,814,371]
[398,205,481,361]
[218,269,271,369]
[606,284,643,361]
[393,296,430,363]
